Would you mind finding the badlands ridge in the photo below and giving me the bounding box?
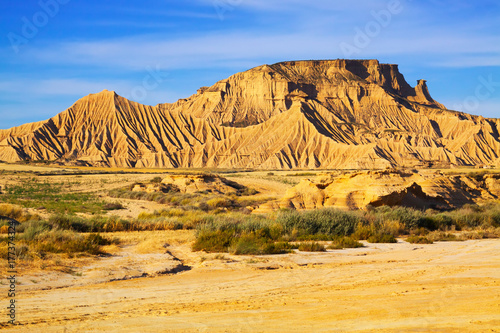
[0,59,499,169]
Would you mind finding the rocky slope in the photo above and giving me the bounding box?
[1,59,499,169]
[258,170,500,211]
[131,174,246,195]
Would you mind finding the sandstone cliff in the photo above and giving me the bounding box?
[262,170,500,211]
[1,59,499,169]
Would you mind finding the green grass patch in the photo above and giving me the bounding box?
[1,180,106,214]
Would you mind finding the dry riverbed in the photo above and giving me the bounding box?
[1,233,499,332]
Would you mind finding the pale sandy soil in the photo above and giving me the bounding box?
[0,163,68,172]
[1,236,499,332]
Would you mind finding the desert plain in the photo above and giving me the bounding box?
[1,163,499,332]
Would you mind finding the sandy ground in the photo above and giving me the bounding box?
[1,236,499,332]
[1,164,499,331]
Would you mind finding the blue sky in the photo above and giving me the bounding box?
[0,0,499,129]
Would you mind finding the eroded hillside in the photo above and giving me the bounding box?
[1,59,499,169]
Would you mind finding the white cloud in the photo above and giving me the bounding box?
[19,28,500,72]
[0,77,178,106]
[198,0,386,12]
[440,99,500,118]
[0,78,129,96]
[24,32,340,70]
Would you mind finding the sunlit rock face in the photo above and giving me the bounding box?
[1,60,499,169]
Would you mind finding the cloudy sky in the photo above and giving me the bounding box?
[1,0,499,128]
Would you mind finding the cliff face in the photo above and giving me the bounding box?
[267,170,500,211]
[163,59,445,127]
[1,59,499,169]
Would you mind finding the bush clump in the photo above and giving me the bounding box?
[103,202,125,211]
[367,234,397,243]
[277,208,363,239]
[406,236,433,244]
[328,236,364,249]
[298,242,326,252]
[1,229,118,259]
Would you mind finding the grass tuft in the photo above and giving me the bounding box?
[298,242,326,252]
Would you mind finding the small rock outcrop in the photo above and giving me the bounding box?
[160,174,245,194]
[274,170,500,210]
[131,174,246,195]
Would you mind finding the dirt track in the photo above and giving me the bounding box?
[2,238,499,332]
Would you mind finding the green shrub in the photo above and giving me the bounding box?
[191,204,500,256]
[240,188,258,196]
[151,176,163,184]
[428,232,462,242]
[19,222,52,241]
[367,234,397,243]
[277,208,362,238]
[430,214,455,230]
[103,202,125,210]
[192,230,234,253]
[410,227,429,236]
[352,223,373,240]
[0,203,40,222]
[329,236,364,249]
[406,236,433,244]
[373,206,422,230]
[298,242,325,252]
[23,229,117,256]
[49,215,90,232]
[490,212,500,228]
[206,197,233,209]
[84,233,117,246]
[416,217,439,231]
[229,233,267,255]
[295,234,332,241]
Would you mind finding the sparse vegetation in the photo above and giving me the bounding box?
[2,170,500,265]
[367,234,397,243]
[328,236,364,249]
[1,180,107,214]
[0,229,118,260]
[103,202,125,210]
[109,185,264,213]
[298,242,325,252]
[0,203,40,222]
[406,236,433,244]
[151,176,163,183]
[427,232,461,242]
[190,204,500,254]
